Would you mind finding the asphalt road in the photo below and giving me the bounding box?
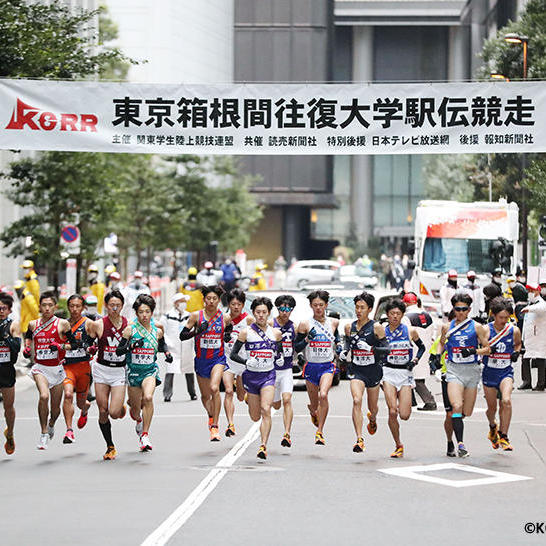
[2,365,546,546]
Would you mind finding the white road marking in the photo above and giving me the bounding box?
[378,462,532,488]
[141,412,274,546]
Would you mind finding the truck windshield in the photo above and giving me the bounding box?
[422,238,496,273]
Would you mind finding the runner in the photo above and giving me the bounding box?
[180,285,231,441]
[438,292,490,457]
[25,291,77,450]
[86,289,128,460]
[230,297,281,459]
[61,294,93,444]
[116,294,172,452]
[382,298,425,458]
[295,290,341,445]
[483,297,521,452]
[341,291,389,453]
[0,293,21,454]
[222,289,253,437]
[272,295,297,448]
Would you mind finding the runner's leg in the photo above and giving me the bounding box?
[350,379,365,438]
[316,372,334,434]
[498,377,514,436]
[259,385,275,446]
[1,387,15,437]
[247,393,261,422]
[223,371,236,427]
[209,364,224,426]
[140,376,156,435]
[282,392,293,435]
[383,382,401,447]
[62,382,75,431]
[34,373,50,434]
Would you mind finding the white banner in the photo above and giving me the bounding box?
[0,78,545,155]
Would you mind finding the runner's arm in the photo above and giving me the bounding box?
[2,320,21,355]
[115,326,133,355]
[294,321,312,352]
[179,312,207,340]
[510,326,522,362]
[437,323,448,355]
[158,336,173,363]
[476,323,491,356]
[229,330,248,365]
[409,328,425,368]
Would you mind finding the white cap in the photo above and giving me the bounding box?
[172,293,189,304]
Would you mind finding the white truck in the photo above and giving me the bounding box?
[411,199,519,315]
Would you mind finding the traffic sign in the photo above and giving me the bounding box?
[61,224,80,244]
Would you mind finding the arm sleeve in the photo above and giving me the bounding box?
[115,337,131,356]
[158,337,169,353]
[413,337,426,361]
[229,340,247,365]
[373,336,391,363]
[180,326,196,341]
[294,332,308,352]
[343,335,352,351]
[6,335,21,358]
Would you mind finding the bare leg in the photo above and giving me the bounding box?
[316,372,334,434]
[62,382,75,430]
[350,379,365,438]
[247,392,261,422]
[209,364,225,425]
[499,377,514,435]
[282,392,293,435]
[1,387,15,437]
[196,375,213,419]
[49,384,64,428]
[33,374,51,434]
[140,376,156,434]
[383,382,401,446]
[223,371,236,425]
[259,386,275,446]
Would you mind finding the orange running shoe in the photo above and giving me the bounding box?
[4,428,15,455]
[103,445,117,460]
[210,425,221,442]
[390,445,404,458]
[367,412,377,435]
[487,423,500,449]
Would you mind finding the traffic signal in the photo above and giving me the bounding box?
[538,215,546,249]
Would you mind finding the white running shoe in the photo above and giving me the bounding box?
[139,433,152,452]
[37,433,49,450]
[47,423,55,440]
[135,419,143,437]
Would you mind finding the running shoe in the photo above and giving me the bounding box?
[77,412,88,429]
[281,433,291,448]
[103,445,117,460]
[353,437,365,453]
[37,433,49,450]
[499,436,513,451]
[47,423,55,440]
[63,429,75,444]
[130,408,143,436]
[390,445,404,458]
[457,442,469,458]
[446,442,456,457]
[225,423,236,437]
[4,428,15,455]
[139,433,153,452]
[367,411,377,435]
[315,431,325,445]
[210,425,221,442]
[257,444,267,459]
[487,423,500,449]
[308,404,319,427]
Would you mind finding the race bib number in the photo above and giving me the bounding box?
[36,348,57,361]
[282,340,293,358]
[66,348,87,359]
[132,347,155,365]
[104,346,125,363]
[387,347,410,365]
[0,346,10,363]
[308,340,332,361]
[353,348,374,366]
[452,347,476,364]
[247,350,274,371]
[488,354,510,369]
[200,334,221,349]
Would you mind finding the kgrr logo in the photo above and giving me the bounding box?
[5,98,98,132]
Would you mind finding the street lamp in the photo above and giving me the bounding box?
[504,32,529,270]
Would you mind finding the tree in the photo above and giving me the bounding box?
[0,0,133,79]
[422,154,478,201]
[0,152,122,287]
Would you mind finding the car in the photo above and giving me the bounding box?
[331,264,379,290]
[284,260,340,289]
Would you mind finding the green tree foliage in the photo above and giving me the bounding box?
[422,154,478,201]
[0,0,132,78]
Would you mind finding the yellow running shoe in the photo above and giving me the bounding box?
[353,437,365,453]
[225,423,236,437]
[281,433,291,448]
[487,423,500,449]
[257,444,267,459]
[390,445,404,458]
[367,412,377,435]
[4,428,15,455]
[103,445,117,460]
[315,431,325,445]
[499,436,513,451]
